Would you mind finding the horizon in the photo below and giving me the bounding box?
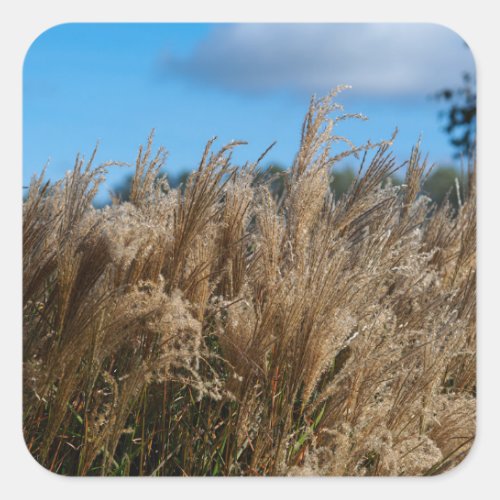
[23,23,475,203]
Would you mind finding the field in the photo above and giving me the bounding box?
[23,89,476,476]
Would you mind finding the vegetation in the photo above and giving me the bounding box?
[112,160,466,210]
[23,88,475,476]
[435,71,476,159]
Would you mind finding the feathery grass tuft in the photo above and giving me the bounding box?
[23,89,475,476]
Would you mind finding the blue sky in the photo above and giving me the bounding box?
[23,23,475,203]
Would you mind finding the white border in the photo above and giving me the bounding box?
[1,2,498,499]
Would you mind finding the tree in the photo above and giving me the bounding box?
[435,72,476,159]
[423,166,464,209]
[111,170,189,202]
[330,167,355,199]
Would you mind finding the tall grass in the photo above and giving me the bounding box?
[23,88,475,476]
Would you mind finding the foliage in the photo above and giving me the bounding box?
[114,162,462,210]
[423,166,469,209]
[435,72,476,159]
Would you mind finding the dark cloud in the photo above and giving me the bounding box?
[166,24,475,96]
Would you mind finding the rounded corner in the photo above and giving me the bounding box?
[21,426,68,477]
[425,22,477,76]
[23,22,76,74]
[429,433,477,477]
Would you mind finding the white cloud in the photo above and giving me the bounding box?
[166,24,475,96]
